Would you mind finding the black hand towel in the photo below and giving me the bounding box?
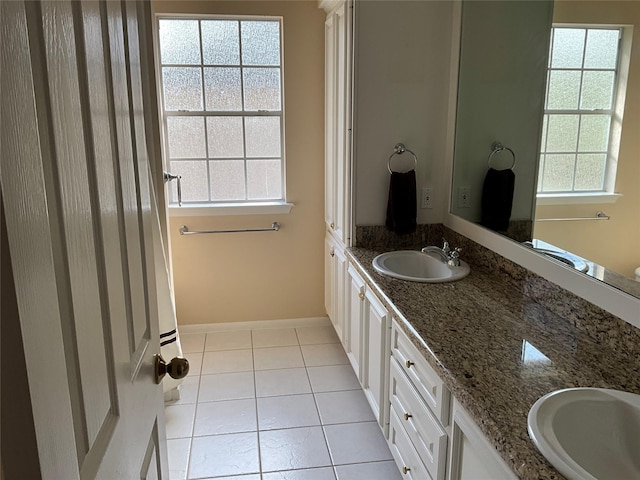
[385,170,417,235]
[480,167,515,232]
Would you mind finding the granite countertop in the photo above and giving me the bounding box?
[347,247,640,480]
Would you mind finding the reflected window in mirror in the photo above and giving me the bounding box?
[538,26,630,204]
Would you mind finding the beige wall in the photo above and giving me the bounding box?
[153,1,326,324]
[535,1,640,278]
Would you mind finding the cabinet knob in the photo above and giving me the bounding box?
[330,222,335,229]
[406,360,415,369]
[330,250,335,257]
[402,466,411,474]
[404,412,412,421]
[358,292,365,300]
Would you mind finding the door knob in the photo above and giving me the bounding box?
[154,354,189,384]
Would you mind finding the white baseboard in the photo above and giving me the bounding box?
[178,316,331,334]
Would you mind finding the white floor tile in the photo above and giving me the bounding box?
[202,349,254,374]
[334,461,402,480]
[180,333,206,353]
[189,432,259,479]
[324,422,393,465]
[209,475,261,480]
[301,344,349,367]
[257,394,320,430]
[255,368,312,397]
[252,327,299,348]
[259,426,332,472]
[165,404,196,439]
[185,353,202,377]
[167,438,190,480]
[263,467,336,480]
[198,372,255,403]
[314,390,376,425]
[254,346,304,370]
[166,376,199,406]
[205,330,252,351]
[307,365,360,393]
[193,398,257,436]
[296,326,339,345]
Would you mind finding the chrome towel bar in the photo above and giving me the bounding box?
[179,222,281,235]
[537,211,610,222]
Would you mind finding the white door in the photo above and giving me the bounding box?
[1,1,168,478]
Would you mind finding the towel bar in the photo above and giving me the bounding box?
[537,211,610,222]
[179,222,281,235]
[488,141,516,170]
[388,143,418,174]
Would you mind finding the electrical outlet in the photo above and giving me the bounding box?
[421,187,433,209]
[458,187,471,208]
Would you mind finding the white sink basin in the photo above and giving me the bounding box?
[528,388,640,480]
[372,250,470,283]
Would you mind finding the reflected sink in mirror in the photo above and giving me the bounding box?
[528,388,640,480]
[372,250,470,283]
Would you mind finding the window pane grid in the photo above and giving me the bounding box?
[159,16,284,205]
[539,26,621,195]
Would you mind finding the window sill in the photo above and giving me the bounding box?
[536,192,622,206]
[168,202,294,217]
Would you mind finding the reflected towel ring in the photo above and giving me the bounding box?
[487,142,516,170]
[388,143,418,174]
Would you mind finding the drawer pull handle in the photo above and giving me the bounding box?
[406,360,415,368]
[358,292,365,300]
[402,466,411,474]
[404,412,412,421]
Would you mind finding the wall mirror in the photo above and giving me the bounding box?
[451,0,640,301]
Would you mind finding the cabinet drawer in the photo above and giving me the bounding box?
[390,359,447,480]
[391,320,450,423]
[389,407,432,480]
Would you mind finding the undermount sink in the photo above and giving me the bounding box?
[372,250,470,283]
[528,388,640,480]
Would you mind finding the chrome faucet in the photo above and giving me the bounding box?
[421,238,462,267]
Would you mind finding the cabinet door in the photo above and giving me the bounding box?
[363,288,391,432]
[333,244,347,344]
[325,234,336,322]
[346,264,366,381]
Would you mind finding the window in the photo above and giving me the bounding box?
[157,17,286,210]
[538,26,627,201]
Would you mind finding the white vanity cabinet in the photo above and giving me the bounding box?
[346,264,366,381]
[389,320,449,480]
[325,235,347,346]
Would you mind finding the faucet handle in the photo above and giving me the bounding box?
[441,238,451,254]
[448,248,462,267]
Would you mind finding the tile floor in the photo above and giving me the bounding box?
[166,325,402,480]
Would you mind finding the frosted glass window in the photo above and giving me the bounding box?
[550,29,585,68]
[578,115,610,152]
[241,21,281,66]
[539,26,624,195]
[159,20,201,65]
[210,161,246,200]
[204,68,242,111]
[202,20,240,65]
[247,160,282,199]
[245,117,281,157]
[169,161,209,202]
[243,68,282,111]
[574,154,606,190]
[545,115,579,152]
[584,29,619,69]
[162,67,203,111]
[580,71,615,110]
[207,117,244,158]
[541,155,575,192]
[547,71,581,109]
[158,16,284,206]
[167,117,206,159]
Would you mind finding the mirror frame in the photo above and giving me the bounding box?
[443,1,640,329]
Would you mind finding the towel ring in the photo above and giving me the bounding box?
[388,143,418,174]
[487,142,516,170]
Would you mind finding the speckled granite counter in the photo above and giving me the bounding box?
[347,246,640,480]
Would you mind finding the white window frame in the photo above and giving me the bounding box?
[155,14,293,216]
[536,24,632,206]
